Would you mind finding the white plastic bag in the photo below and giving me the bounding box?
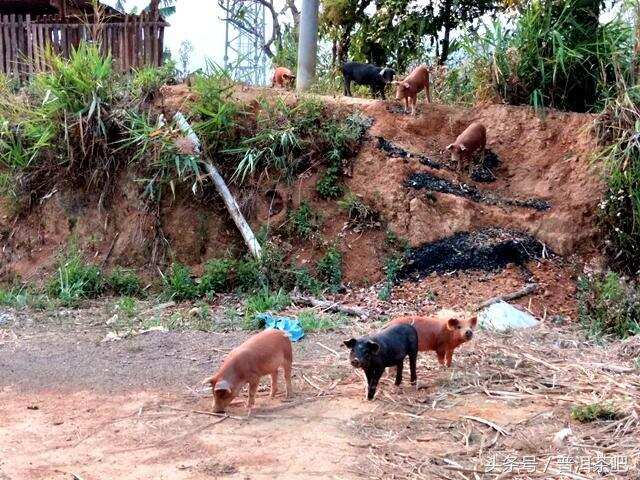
[478,301,539,331]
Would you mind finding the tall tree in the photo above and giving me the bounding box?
[320,0,374,66]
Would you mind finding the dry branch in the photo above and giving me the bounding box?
[476,283,538,310]
[291,294,369,318]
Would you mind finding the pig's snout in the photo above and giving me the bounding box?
[350,358,362,368]
[465,330,473,340]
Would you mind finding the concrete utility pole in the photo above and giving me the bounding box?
[296,0,319,91]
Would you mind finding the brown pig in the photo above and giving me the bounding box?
[271,67,296,88]
[394,64,431,116]
[446,122,487,172]
[203,329,293,413]
[389,310,477,367]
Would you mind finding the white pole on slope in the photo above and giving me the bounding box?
[173,112,262,260]
[296,0,319,91]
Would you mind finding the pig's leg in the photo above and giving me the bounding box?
[344,77,351,96]
[365,369,382,400]
[425,84,431,103]
[247,381,258,408]
[445,350,453,368]
[270,370,279,398]
[404,97,409,113]
[284,362,293,397]
[411,97,417,116]
[409,352,417,385]
[436,350,446,366]
[394,360,403,386]
[380,85,386,100]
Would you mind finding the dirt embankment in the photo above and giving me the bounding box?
[0,88,602,288]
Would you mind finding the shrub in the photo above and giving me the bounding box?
[107,267,142,296]
[338,192,380,230]
[0,286,50,310]
[131,61,177,101]
[316,165,344,199]
[236,256,264,292]
[286,201,322,239]
[199,258,235,295]
[116,296,137,318]
[243,288,291,330]
[378,230,410,301]
[47,247,104,306]
[577,271,640,339]
[298,310,344,332]
[458,3,632,112]
[162,262,199,302]
[571,402,621,423]
[316,246,342,291]
[594,86,640,274]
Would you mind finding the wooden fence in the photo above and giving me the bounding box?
[0,12,166,80]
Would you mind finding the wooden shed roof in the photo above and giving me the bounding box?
[0,0,130,18]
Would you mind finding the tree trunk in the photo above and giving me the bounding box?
[338,29,351,66]
[438,0,452,64]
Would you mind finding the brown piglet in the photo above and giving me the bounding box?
[389,311,477,367]
[446,122,487,172]
[394,64,431,116]
[203,329,293,413]
[271,67,296,88]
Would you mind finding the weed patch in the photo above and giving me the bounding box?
[161,262,199,302]
[243,289,291,330]
[571,402,621,423]
[286,201,322,239]
[47,247,104,306]
[199,259,235,296]
[578,271,640,340]
[316,246,343,291]
[107,267,142,296]
[298,310,345,332]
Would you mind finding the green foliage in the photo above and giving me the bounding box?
[338,192,380,229]
[458,3,632,111]
[191,62,239,154]
[131,61,177,100]
[236,256,264,292]
[287,201,322,239]
[161,262,199,302]
[379,230,410,301]
[47,247,104,306]
[272,27,298,72]
[571,402,621,423]
[0,286,51,310]
[316,246,343,291]
[298,310,345,332]
[316,165,344,199]
[594,86,640,273]
[577,272,640,340]
[199,258,235,296]
[226,97,323,183]
[107,267,142,296]
[243,289,292,330]
[116,296,137,318]
[119,111,202,201]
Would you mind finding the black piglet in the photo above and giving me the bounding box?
[344,323,418,400]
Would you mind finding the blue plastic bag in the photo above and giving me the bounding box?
[257,313,305,342]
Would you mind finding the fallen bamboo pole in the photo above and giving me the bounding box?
[291,294,368,318]
[476,283,538,311]
[173,112,262,260]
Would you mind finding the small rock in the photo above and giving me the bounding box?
[102,332,121,342]
[106,314,118,326]
[553,427,573,448]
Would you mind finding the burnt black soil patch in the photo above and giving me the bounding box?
[470,149,501,183]
[406,172,550,211]
[376,137,443,170]
[400,228,548,279]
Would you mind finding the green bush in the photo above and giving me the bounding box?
[316,246,343,291]
[116,296,137,318]
[458,2,632,111]
[571,402,621,423]
[131,61,177,100]
[578,271,640,339]
[316,165,344,199]
[287,201,322,239]
[338,192,380,230]
[236,256,264,292]
[243,288,291,330]
[199,258,235,295]
[162,262,199,302]
[0,286,50,310]
[298,310,345,332]
[47,248,104,306]
[107,267,142,296]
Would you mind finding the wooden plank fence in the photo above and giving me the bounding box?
[0,12,166,80]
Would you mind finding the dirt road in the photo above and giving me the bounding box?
[1,308,639,479]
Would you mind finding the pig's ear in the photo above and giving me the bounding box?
[214,379,231,393]
[344,338,357,349]
[366,341,380,353]
[459,144,467,151]
[446,144,454,150]
[447,318,461,330]
[469,315,478,328]
[202,374,217,387]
